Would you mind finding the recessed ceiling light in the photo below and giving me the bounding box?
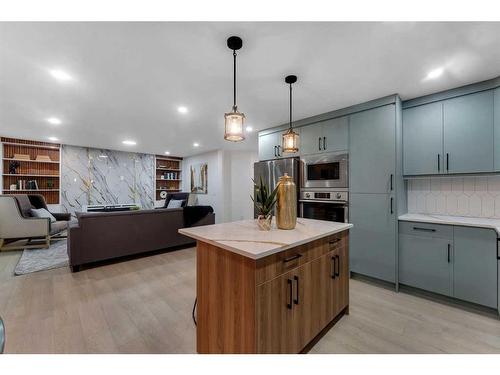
[165,151,171,155]
[193,142,199,147]
[49,69,73,82]
[47,136,59,142]
[46,117,62,125]
[122,140,137,146]
[178,106,188,114]
[425,67,444,80]
[246,126,253,132]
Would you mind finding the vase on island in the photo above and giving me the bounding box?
[252,176,279,231]
[276,173,297,230]
[257,214,272,231]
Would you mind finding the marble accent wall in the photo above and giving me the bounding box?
[61,145,154,215]
[407,175,500,218]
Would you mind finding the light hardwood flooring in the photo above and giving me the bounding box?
[0,247,499,353]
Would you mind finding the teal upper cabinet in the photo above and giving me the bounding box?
[258,129,300,160]
[350,105,396,194]
[300,116,348,155]
[494,87,500,170]
[403,102,443,175]
[443,90,494,173]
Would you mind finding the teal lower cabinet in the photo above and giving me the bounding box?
[399,233,453,296]
[453,227,498,308]
[398,221,499,310]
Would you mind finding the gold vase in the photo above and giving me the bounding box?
[276,173,297,230]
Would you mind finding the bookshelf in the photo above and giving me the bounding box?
[1,137,61,204]
[155,155,182,201]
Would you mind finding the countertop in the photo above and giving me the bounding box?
[179,218,353,259]
[399,213,500,235]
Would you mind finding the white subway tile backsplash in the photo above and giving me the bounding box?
[407,176,500,218]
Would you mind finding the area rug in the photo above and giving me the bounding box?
[14,240,69,276]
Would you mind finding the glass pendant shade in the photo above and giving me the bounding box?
[224,109,245,142]
[282,128,299,153]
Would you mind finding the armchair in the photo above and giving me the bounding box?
[0,195,50,251]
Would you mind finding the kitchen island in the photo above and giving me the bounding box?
[179,218,353,354]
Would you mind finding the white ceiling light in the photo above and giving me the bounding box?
[47,136,59,142]
[193,142,199,147]
[164,151,171,155]
[177,106,188,114]
[49,69,73,82]
[425,67,444,80]
[246,126,253,132]
[46,117,62,125]
[122,140,137,146]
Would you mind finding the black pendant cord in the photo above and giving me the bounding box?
[289,83,293,129]
[233,50,237,111]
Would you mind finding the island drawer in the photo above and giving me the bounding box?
[255,232,346,285]
[399,221,453,239]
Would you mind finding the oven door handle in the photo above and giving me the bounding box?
[299,199,348,204]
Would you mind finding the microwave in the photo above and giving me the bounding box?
[301,152,348,189]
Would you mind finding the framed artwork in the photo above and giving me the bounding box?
[190,163,208,194]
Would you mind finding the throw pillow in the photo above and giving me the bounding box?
[30,208,57,223]
[167,199,184,209]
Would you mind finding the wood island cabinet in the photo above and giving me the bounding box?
[196,230,350,354]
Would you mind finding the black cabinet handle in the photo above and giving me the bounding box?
[318,137,322,151]
[331,256,336,279]
[277,145,281,157]
[335,255,340,277]
[283,253,302,263]
[446,153,449,171]
[293,276,299,305]
[390,174,393,191]
[287,279,293,309]
[438,154,440,172]
[329,238,341,248]
[447,244,451,263]
[412,227,436,232]
[323,137,327,150]
[390,197,394,214]
[274,146,277,157]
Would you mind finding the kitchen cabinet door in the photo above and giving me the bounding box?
[332,243,349,317]
[256,269,300,353]
[258,132,280,161]
[300,122,323,155]
[349,104,396,194]
[494,88,500,170]
[322,116,348,153]
[349,193,396,282]
[453,226,498,308]
[403,102,443,175]
[443,90,494,173]
[399,234,453,296]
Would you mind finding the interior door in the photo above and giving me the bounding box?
[256,269,300,353]
[443,90,494,173]
[349,192,396,282]
[403,102,443,175]
[349,104,396,194]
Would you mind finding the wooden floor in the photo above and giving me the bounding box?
[0,247,499,353]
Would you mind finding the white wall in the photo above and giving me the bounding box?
[182,149,257,223]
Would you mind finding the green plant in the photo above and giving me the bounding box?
[251,176,279,217]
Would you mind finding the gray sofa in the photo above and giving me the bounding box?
[67,206,214,271]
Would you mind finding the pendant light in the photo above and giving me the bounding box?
[282,75,299,153]
[224,36,245,142]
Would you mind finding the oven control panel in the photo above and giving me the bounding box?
[300,191,348,202]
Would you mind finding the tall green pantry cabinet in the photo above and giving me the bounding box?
[348,98,403,284]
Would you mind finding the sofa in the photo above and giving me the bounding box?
[67,205,214,271]
[0,194,70,251]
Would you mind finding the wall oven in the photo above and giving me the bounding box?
[301,152,348,189]
[299,190,348,223]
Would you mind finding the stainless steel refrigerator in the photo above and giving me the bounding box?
[253,157,300,218]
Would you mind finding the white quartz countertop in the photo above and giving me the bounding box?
[399,213,500,235]
[179,218,353,260]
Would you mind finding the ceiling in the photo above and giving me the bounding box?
[1,22,500,157]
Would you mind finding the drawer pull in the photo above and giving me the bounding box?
[412,227,436,232]
[287,279,293,309]
[283,254,302,263]
[329,238,341,248]
[335,254,340,277]
[331,256,336,279]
